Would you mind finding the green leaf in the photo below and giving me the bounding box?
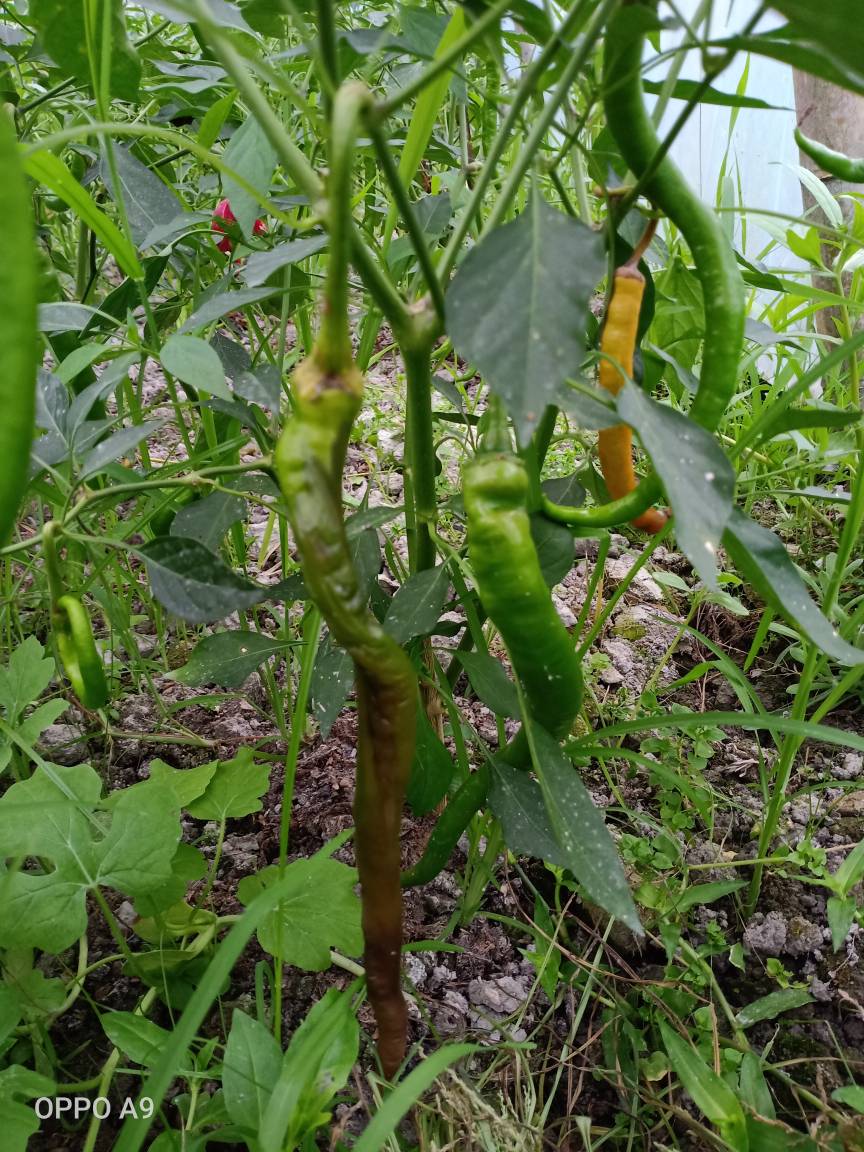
[146,759,219,808]
[170,490,248,550]
[169,631,292,689]
[0,635,54,721]
[832,1084,864,1114]
[770,2,864,95]
[311,637,353,738]
[258,988,359,1152]
[750,405,861,445]
[138,537,269,623]
[383,565,450,643]
[407,706,454,816]
[674,880,747,914]
[0,766,180,952]
[739,1051,775,1120]
[241,236,328,287]
[132,844,208,919]
[222,116,277,241]
[827,896,857,951]
[491,727,641,933]
[237,857,362,971]
[102,145,184,248]
[0,986,21,1047]
[457,650,520,719]
[660,1021,748,1151]
[530,513,575,587]
[723,508,864,665]
[81,419,167,479]
[223,1010,282,1134]
[618,384,735,590]
[0,1065,56,1152]
[641,78,786,110]
[24,151,143,280]
[185,748,271,821]
[831,839,864,898]
[177,288,277,336]
[447,194,605,440]
[161,335,231,398]
[735,988,813,1028]
[102,1013,177,1068]
[29,0,140,101]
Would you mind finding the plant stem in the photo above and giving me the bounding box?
[402,333,439,573]
[274,606,322,1043]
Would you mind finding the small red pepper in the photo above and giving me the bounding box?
[211,198,266,253]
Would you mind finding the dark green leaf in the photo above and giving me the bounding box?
[241,236,328,286]
[724,508,864,665]
[457,650,520,719]
[492,727,641,932]
[139,537,268,623]
[102,146,183,248]
[170,490,247,549]
[619,384,735,590]
[530,513,574,587]
[642,78,786,110]
[177,288,277,335]
[384,565,450,643]
[311,638,354,738]
[169,631,292,689]
[447,194,605,440]
[407,707,454,816]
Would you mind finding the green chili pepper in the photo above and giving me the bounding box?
[795,128,864,183]
[274,80,414,1081]
[464,451,584,751]
[603,2,744,434]
[52,595,110,711]
[401,764,490,888]
[0,109,38,546]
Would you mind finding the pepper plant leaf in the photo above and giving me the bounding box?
[723,507,864,665]
[618,382,735,589]
[446,193,605,441]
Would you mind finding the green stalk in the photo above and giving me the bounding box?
[402,330,439,573]
[274,606,322,1043]
[439,0,599,282]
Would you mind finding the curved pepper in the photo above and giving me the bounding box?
[52,595,109,711]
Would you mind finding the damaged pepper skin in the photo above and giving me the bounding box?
[276,361,415,1079]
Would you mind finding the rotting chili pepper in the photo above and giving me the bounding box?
[401,763,490,888]
[464,443,584,755]
[52,595,110,711]
[211,198,267,254]
[795,128,864,183]
[603,1,744,434]
[0,109,38,547]
[596,220,668,534]
[275,81,413,1080]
